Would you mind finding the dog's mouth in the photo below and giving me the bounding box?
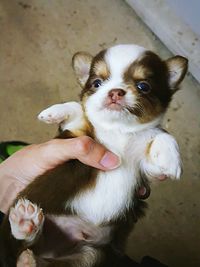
[106,103,123,111]
[104,99,125,111]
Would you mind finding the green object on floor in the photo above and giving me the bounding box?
[6,144,25,156]
[0,141,29,162]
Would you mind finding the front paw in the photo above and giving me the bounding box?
[38,104,69,124]
[143,133,182,180]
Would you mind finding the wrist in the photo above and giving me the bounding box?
[0,174,24,214]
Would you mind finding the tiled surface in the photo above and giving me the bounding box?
[0,1,200,266]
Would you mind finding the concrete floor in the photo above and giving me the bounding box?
[0,0,200,266]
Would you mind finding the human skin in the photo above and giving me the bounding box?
[0,136,167,214]
[0,136,120,214]
[0,135,167,266]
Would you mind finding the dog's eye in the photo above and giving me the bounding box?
[92,79,102,88]
[136,81,151,94]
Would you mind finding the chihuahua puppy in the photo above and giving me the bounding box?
[0,44,187,267]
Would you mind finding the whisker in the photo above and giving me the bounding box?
[125,101,144,117]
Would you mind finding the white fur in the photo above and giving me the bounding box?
[105,44,146,79]
[9,198,44,243]
[38,101,85,132]
[141,133,182,180]
[39,101,181,225]
[69,164,137,224]
[84,44,163,133]
[68,128,166,225]
[39,44,182,226]
[84,75,163,133]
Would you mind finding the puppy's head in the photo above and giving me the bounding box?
[72,44,188,131]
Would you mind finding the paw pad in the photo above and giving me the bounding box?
[9,198,44,242]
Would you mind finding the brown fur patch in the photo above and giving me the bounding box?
[109,199,147,253]
[93,61,110,80]
[57,110,94,138]
[18,132,98,213]
[80,50,109,99]
[67,120,93,138]
[132,64,153,81]
[124,51,172,123]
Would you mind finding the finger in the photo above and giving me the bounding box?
[74,136,121,170]
[46,136,120,170]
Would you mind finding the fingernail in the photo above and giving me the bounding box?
[100,152,120,169]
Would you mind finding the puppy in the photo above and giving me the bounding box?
[0,44,188,267]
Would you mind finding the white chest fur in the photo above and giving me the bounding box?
[69,164,137,225]
[67,128,160,225]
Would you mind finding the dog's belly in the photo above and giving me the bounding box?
[67,129,160,225]
[35,215,112,260]
[67,165,138,225]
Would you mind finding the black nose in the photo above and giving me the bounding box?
[108,89,126,100]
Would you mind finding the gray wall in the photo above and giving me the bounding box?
[166,0,200,36]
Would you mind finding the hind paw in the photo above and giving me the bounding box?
[17,249,36,267]
[9,198,44,242]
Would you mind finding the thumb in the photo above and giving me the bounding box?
[44,136,120,171]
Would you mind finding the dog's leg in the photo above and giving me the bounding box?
[47,246,103,267]
[38,102,82,124]
[17,249,49,267]
[17,249,36,267]
[9,198,44,243]
[38,102,88,135]
[141,132,182,180]
[17,247,103,267]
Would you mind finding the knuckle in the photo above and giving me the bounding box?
[76,136,93,155]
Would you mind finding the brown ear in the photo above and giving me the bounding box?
[166,56,188,91]
[72,52,93,88]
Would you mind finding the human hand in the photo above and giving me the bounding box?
[0,136,120,213]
